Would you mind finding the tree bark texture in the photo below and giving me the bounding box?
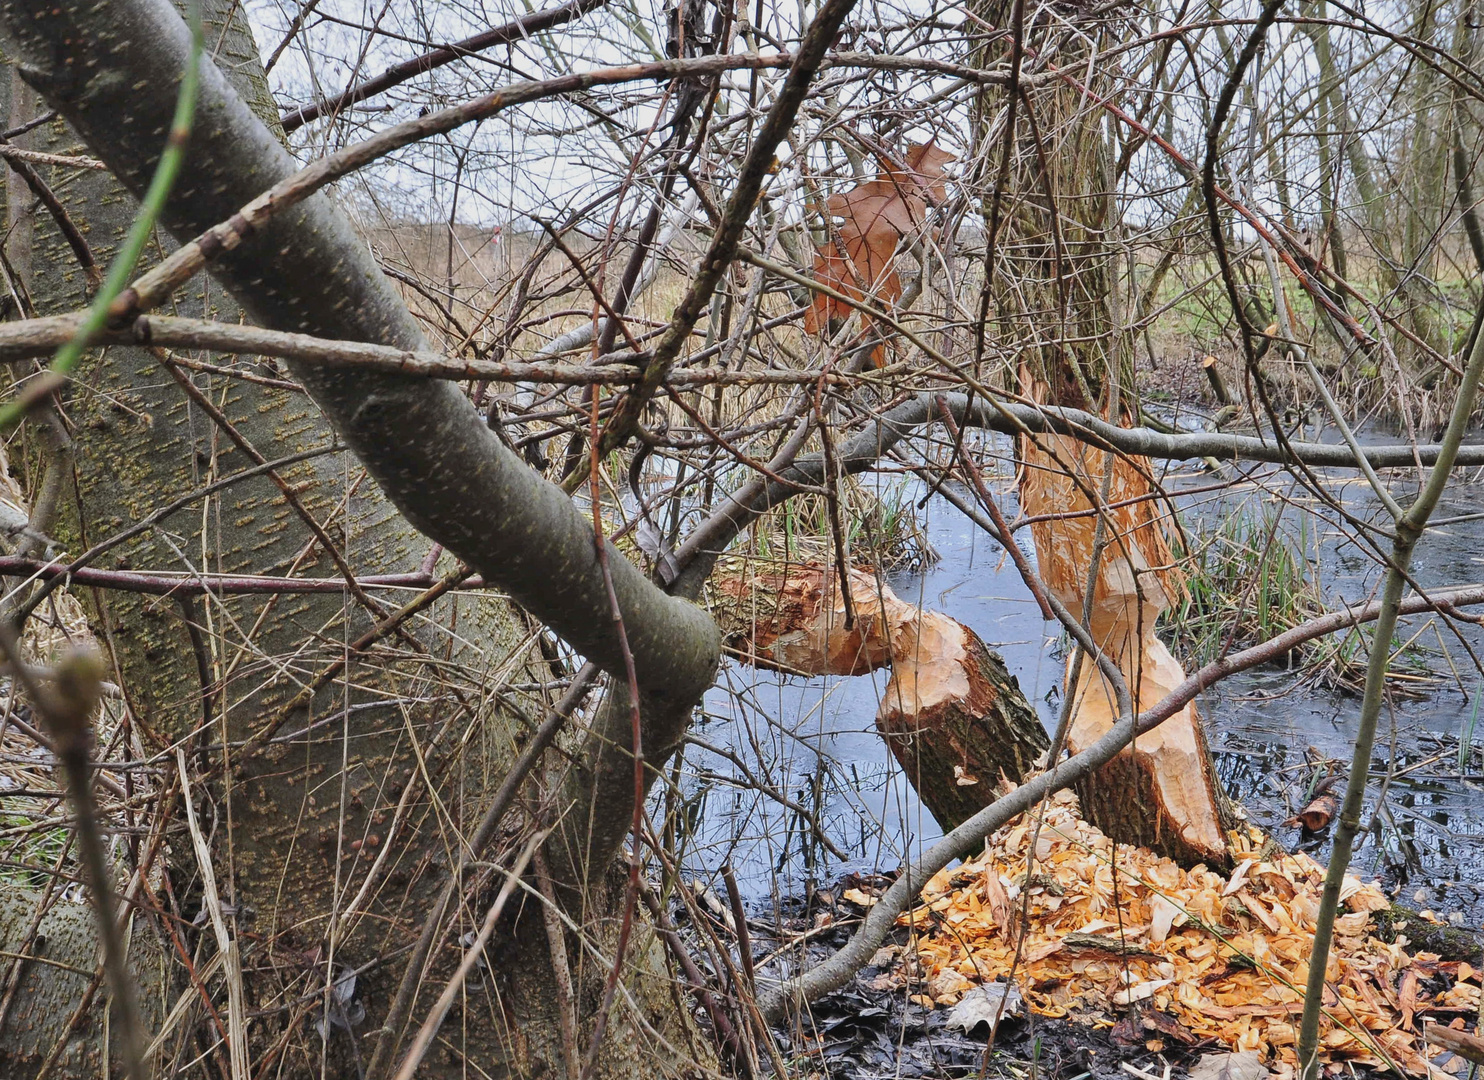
[876,610,1047,829]
[970,4,1233,867]
[0,1,718,1075]
[1022,434,1234,868]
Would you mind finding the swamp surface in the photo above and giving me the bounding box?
[670,422,1484,1055]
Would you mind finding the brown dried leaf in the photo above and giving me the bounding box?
[1188,1051,1270,1080]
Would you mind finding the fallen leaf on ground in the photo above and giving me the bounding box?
[1189,1050,1270,1080]
[947,982,1024,1033]
[897,791,1461,1075]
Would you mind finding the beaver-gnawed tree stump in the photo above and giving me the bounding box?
[876,610,1048,828]
[715,559,1234,868]
[714,564,1048,823]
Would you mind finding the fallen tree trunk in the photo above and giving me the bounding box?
[714,564,1048,817]
[878,610,1047,827]
[713,564,902,675]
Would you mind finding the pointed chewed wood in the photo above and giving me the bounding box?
[877,611,1048,828]
[1019,432,1234,869]
[1065,631,1231,867]
[714,564,1047,828]
[712,563,908,676]
[803,141,955,367]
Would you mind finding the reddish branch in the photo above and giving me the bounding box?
[586,0,866,468]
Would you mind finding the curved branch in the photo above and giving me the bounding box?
[0,0,719,883]
[0,320,1464,477]
[279,0,613,132]
[670,391,1484,596]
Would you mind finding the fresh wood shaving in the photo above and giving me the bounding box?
[893,788,1478,1078]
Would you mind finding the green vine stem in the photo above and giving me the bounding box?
[0,0,203,432]
[1296,290,1484,1076]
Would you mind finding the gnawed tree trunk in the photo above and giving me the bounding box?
[714,564,1048,825]
[969,1,1232,868]
[877,610,1046,829]
[1064,634,1230,866]
[1021,435,1232,867]
[714,564,906,675]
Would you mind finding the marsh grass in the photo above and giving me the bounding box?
[1161,501,1436,694]
[744,476,939,572]
[1162,503,1326,665]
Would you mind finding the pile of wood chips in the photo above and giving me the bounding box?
[882,789,1480,1078]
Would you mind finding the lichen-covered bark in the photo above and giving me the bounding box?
[0,0,719,1075]
[0,0,718,895]
[0,8,520,1076]
[0,896,165,1078]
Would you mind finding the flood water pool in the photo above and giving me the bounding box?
[675,427,1484,927]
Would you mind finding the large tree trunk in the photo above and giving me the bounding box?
[970,6,1233,868]
[0,1,717,1076]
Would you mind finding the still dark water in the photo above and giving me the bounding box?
[674,430,1484,926]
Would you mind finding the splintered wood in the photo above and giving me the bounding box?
[877,609,1047,826]
[713,564,1048,813]
[713,564,907,676]
[896,790,1472,1078]
[1019,433,1232,868]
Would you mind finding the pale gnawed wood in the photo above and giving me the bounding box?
[1020,432,1233,869]
[877,611,1047,828]
[1065,636,1229,867]
[715,565,1046,828]
[713,563,908,675]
